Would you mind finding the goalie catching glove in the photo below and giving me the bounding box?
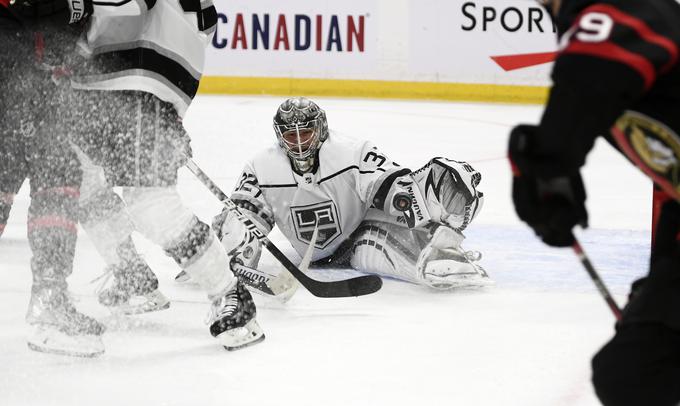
[380,158,484,231]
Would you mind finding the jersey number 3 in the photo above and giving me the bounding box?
[363,151,386,167]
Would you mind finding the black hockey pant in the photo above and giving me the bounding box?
[592,191,680,406]
[0,27,82,289]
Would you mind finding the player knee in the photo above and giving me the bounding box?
[80,189,136,265]
[122,187,195,246]
[165,218,235,296]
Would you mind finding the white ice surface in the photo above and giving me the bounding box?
[0,96,652,406]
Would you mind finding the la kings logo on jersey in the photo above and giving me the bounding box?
[291,201,341,249]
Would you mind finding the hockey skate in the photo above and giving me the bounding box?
[26,286,105,357]
[207,280,265,351]
[97,260,170,315]
[417,226,492,290]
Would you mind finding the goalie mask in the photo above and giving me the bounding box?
[273,97,329,173]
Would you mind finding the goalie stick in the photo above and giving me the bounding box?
[183,158,383,298]
[231,224,319,302]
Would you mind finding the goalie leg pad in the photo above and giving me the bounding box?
[416,225,491,289]
[348,221,428,284]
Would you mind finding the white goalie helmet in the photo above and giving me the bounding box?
[273,97,329,173]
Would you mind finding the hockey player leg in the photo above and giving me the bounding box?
[592,200,680,405]
[0,181,23,238]
[123,187,264,349]
[26,153,105,357]
[416,225,491,289]
[592,323,680,406]
[26,282,106,358]
[77,156,168,314]
[0,130,28,238]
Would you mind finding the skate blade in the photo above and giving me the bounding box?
[428,277,495,290]
[27,342,104,358]
[424,272,495,290]
[111,299,171,316]
[27,327,104,358]
[216,319,265,351]
[107,290,172,316]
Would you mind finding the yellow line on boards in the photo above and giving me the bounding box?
[197,76,549,105]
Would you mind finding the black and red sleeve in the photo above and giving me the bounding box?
[560,3,678,90]
[534,1,680,177]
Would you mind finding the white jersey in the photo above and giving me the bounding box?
[231,135,409,261]
[72,0,217,117]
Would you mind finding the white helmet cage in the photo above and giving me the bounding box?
[273,97,329,167]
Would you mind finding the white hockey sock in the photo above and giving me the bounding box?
[122,187,236,297]
[183,236,236,298]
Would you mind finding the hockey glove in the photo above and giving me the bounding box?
[212,207,263,268]
[8,0,93,24]
[509,125,588,247]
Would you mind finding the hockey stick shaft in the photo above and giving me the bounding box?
[183,158,382,298]
[572,240,622,320]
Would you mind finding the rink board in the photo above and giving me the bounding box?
[202,0,557,103]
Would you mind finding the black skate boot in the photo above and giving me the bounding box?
[208,280,265,351]
[97,259,170,315]
[26,285,105,357]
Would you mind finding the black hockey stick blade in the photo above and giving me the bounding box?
[262,237,382,298]
[183,158,383,298]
